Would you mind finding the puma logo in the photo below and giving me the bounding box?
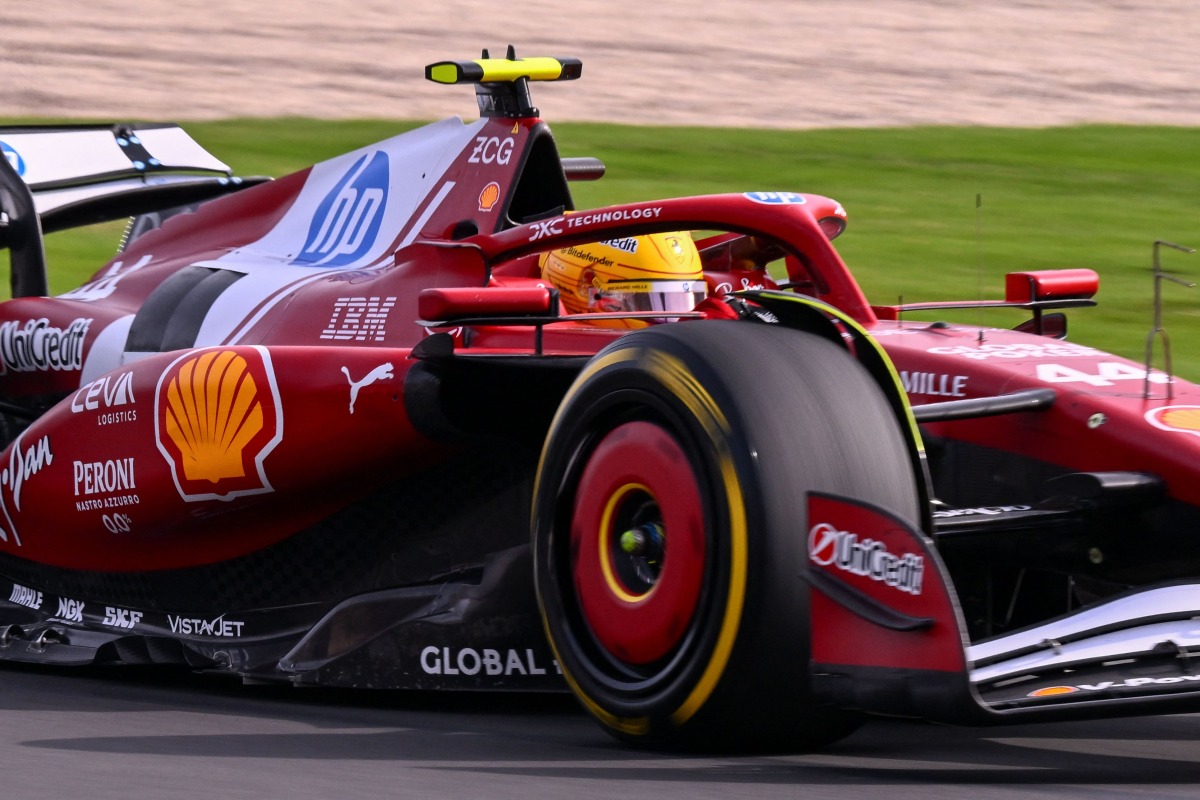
[341,362,394,414]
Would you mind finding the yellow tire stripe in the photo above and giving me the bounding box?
[642,350,748,727]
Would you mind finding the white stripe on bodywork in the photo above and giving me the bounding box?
[80,314,135,382]
[397,178,459,250]
[221,178,458,346]
[180,116,484,348]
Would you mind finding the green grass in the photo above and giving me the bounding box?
[23,118,1200,376]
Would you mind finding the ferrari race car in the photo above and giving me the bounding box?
[1,50,1200,753]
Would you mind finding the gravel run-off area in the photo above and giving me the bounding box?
[3,1,1200,128]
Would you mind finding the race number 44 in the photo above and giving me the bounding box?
[1036,362,1170,387]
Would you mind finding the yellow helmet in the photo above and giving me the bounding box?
[540,232,706,328]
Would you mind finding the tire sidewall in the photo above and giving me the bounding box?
[535,320,918,749]
[535,336,752,734]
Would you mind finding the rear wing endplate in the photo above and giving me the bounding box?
[0,123,262,297]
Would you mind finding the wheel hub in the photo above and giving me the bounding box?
[570,420,706,665]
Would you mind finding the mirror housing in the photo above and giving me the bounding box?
[1005,269,1098,304]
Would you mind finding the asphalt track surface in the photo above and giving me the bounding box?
[1,664,1199,799]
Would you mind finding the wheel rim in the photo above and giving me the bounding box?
[571,420,707,666]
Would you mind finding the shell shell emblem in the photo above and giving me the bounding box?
[478,181,501,212]
[155,347,283,501]
[1027,685,1078,698]
[1146,405,1200,438]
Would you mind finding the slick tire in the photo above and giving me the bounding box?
[533,320,921,752]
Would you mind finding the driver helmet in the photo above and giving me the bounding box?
[540,232,707,329]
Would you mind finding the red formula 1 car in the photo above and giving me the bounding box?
[1,51,1199,752]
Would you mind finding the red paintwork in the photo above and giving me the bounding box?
[0,90,1195,608]
[870,322,1200,506]
[807,493,967,673]
[2,346,427,570]
[418,285,554,319]
[1004,268,1098,302]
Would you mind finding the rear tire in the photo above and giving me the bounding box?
[533,320,920,752]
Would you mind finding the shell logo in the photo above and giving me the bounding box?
[1145,405,1200,438]
[155,347,283,502]
[1027,685,1079,698]
[478,181,501,212]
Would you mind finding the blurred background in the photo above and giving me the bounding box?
[3,0,1199,127]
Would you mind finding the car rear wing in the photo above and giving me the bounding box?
[0,123,264,297]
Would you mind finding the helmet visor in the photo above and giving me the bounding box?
[590,280,707,316]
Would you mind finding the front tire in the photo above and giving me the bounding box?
[533,320,920,752]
